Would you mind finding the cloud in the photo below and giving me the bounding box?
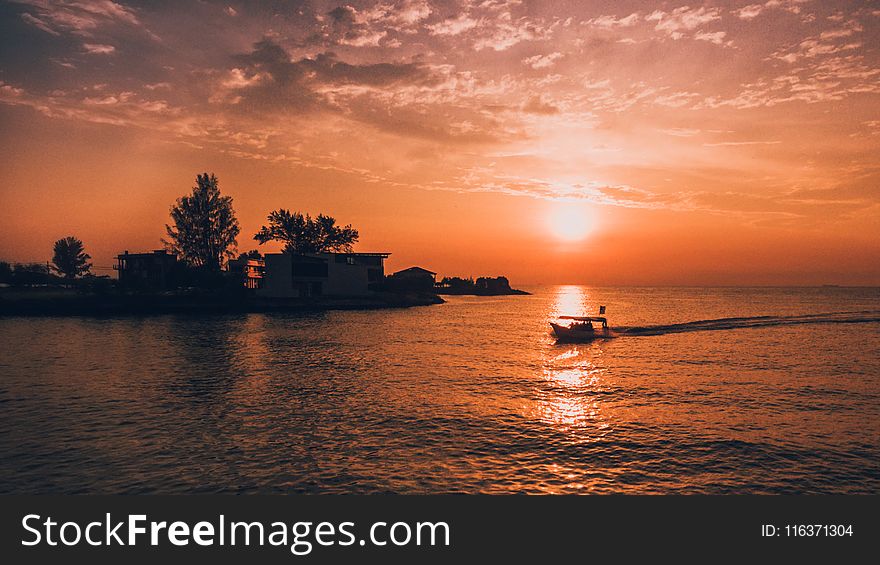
[309,55,432,87]
[694,31,727,45]
[645,6,722,40]
[19,12,60,35]
[522,95,559,114]
[587,13,639,29]
[209,39,505,144]
[13,0,141,36]
[652,91,701,107]
[427,13,479,36]
[663,128,701,137]
[321,1,432,46]
[3,0,878,227]
[227,40,437,106]
[772,33,863,63]
[0,81,26,97]
[735,4,765,20]
[703,140,781,147]
[470,9,553,51]
[522,52,563,69]
[324,5,386,46]
[736,0,816,21]
[83,43,115,54]
[385,0,432,27]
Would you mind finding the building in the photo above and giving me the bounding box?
[258,252,390,298]
[228,257,265,289]
[115,250,179,289]
[387,266,437,292]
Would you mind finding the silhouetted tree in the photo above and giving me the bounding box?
[237,249,263,261]
[0,261,11,283]
[254,209,359,254]
[164,173,240,270]
[52,236,92,279]
[439,276,475,289]
[13,263,50,286]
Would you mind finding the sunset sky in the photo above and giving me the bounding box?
[1,0,878,285]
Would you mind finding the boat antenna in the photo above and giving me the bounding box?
[599,305,606,315]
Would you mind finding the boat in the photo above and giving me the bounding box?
[550,311,611,342]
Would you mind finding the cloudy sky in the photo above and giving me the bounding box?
[1,0,878,284]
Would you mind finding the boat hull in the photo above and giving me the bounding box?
[550,322,610,342]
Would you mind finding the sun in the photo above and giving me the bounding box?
[547,204,594,241]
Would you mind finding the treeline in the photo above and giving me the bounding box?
[436,276,528,295]
[164,173,360,271]
[1,236,99,287]
[1,172,361,289]
[0,262,54,286]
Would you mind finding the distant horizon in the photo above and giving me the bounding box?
[3,243,880,287]
[3,250,880,290]
[1,1,878,286]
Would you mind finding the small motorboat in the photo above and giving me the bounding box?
[550,309,611,342]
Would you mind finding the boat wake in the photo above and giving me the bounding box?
[616,310,880,337]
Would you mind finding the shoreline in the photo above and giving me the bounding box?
[0,290,444,317]
[436,288,530,296]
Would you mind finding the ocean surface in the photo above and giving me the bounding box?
[1,286,879,494]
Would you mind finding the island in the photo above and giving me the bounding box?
[435,276,529,296]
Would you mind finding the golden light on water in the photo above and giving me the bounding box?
[533,286,611,434]
[551,285,591,320]
[536,347,610,433]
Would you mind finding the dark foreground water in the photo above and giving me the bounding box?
[1,286,879,494]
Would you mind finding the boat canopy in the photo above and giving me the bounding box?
[559,316,608,327]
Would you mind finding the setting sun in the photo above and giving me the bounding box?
[547,205,594,242]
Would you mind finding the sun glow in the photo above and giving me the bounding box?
[547,205,594,241]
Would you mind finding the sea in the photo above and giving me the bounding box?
[1,286,878,494]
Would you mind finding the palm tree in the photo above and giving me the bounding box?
[52,236,91,279]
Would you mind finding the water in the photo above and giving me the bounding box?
[1,286,879,494]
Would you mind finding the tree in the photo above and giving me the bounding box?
[0,261,11,283]
[237,249,263,261]
[164,173,240,270]
[52,236,92,279]
[13,263,49,286]
[254,209,359,254]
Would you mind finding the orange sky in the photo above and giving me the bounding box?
[1,0,878,285]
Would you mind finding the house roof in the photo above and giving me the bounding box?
[117,250,176,259]
[263,252,391,258]
[393,266,437,276]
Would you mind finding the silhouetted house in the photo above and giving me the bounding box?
[227,257,265,289]
[115,250,178,289]
[387,266,436,292]
[258,252,390,298]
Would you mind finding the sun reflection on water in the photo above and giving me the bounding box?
[534,343,612,435]
[550,285,592,321]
